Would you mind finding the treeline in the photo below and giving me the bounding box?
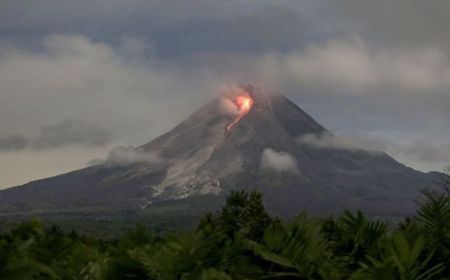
[1,190,450,279]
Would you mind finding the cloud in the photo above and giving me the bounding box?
[190,36,450,142]
[0,34,220,144]
[33,120,111,149]
[385,141,450,172]
[401,142,450,163]
[0,33,220,187]
[0,135,30,151]
[255,35,450,93]
[325,0,450,50]
[298,132,450,171]
[0,0,448,188]
[104,146,161,166]
[0,1,311,58]
[260,149,298,173]
[0,120,111,151]
[0,145,114,189]
[298,132,387,153]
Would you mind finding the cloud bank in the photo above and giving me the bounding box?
[34,120,111,149]
[298,132,450,171]
[255,35,450,94]
[0,120,111,150]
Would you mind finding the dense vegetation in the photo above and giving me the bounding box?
[1,186,450,279]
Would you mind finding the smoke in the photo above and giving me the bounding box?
[260,149,298,173]
[298,132,386,153]
[104,146,161,166]
[219,97,240,116]
[218,85,252,116]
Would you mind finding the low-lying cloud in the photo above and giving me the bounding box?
[104,146,161,166]
[298,132,450,171]
[402,142,450,163]
[298,132,387,153]
[0,145,113,189]
[260,149,298,173]
[0,120,111,151]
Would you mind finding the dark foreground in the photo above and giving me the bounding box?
[1,190,449,279]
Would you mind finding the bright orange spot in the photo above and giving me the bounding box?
[226,95,254,131]
[236,96,253,113]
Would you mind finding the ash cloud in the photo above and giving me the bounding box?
[260,149,298,173]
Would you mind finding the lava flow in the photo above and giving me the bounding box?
[226,95,254,131]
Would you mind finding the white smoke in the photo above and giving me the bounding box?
[260,148,298,173]
[218,85,252,116]
[219,97,240,116]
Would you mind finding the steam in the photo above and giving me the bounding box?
[260,149,298,173]
[218,85,253,116]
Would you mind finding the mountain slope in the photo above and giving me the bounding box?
[0,85,440,219]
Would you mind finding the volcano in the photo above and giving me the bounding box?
[0,85,441,223]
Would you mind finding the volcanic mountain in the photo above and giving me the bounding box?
[0,85,441,221]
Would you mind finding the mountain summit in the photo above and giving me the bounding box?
[0,85,440,220]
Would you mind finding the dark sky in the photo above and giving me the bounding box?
[0,0,449,188]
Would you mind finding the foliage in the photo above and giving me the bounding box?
[0,190,449,279]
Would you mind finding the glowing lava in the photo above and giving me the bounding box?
[226,95,254,131]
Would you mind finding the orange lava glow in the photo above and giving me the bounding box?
[226,95,254,131]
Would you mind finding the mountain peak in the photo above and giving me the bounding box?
[218,84,327,137]
[0,85,440,219]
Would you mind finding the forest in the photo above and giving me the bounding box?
[0,185,449,279]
